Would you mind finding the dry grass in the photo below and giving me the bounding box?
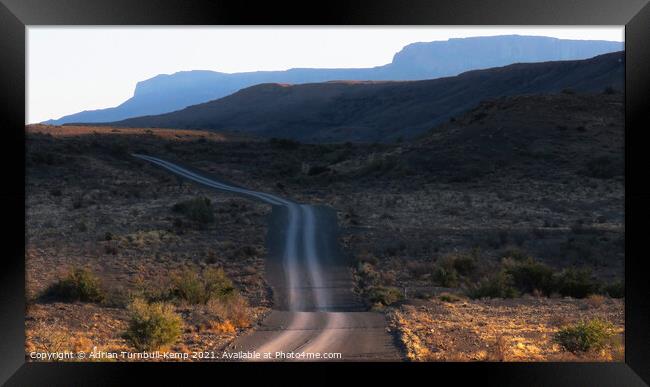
[585,294,607,309]
[25,109,623,362]
[28,319,72,357]
[25,131,272,360]
[26,124,231,141]
[489,334,509,361]
[25,303,131,359]
[388,297,623,362]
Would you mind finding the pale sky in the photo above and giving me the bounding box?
[26,26,624,124]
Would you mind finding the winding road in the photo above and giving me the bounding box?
[134,154,402,361]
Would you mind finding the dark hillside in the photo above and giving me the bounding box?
[399,92,624,183]
[101,52,623,143]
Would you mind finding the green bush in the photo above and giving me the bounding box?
[367,286,403,306]
[172,196,215,224]
[603,280,624,299]
[554,319,615,353]
[40,268,104,303]
[504,257,555,295]
[451,251,478,276]
[123,299,183,351]
[467,271,518,299]
[406,260,431,278]
[357,262,381,287]
[438,292,463,303]
[171,267,235,305]
[431,265,459,287]
[430,251,479,287]
[554,267,599,298]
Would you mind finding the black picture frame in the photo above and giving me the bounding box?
[1,0,648,385]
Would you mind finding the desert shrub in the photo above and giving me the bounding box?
[554,319,615,353]
[40,268,104,303]
[430,250,478,286]
[431,265,459,287]
[603,280,624,299]
[503,257,555,295]
[406,260,431,278]
[554,267,599,298]
[357,262,381,287]
[222,294,252,328]
[123,299,183,351]
[204,249,219,264]
[172,196,214,224]
[367,286,403,306]
[171,269,204,304]
[467,271,518,299]
[204,293,252,329]
[101,286,132,308]
[585,294,607,308]
[450,251,478,276]
[380,270,397,286]
[171,267,235,305]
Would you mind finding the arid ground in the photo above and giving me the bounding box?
[25,92,624,361]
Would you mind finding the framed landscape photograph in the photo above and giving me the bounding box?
[1,0,649,385]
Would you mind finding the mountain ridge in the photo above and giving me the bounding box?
[45,35,622,125]
[92,51,624,143]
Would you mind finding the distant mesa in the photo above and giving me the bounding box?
[93,51,623,144]
[45,35,623,125]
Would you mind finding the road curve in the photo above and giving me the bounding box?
[134,154,402,361]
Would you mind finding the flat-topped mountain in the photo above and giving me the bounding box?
[47,35,622,125]
[98,52,623,143]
